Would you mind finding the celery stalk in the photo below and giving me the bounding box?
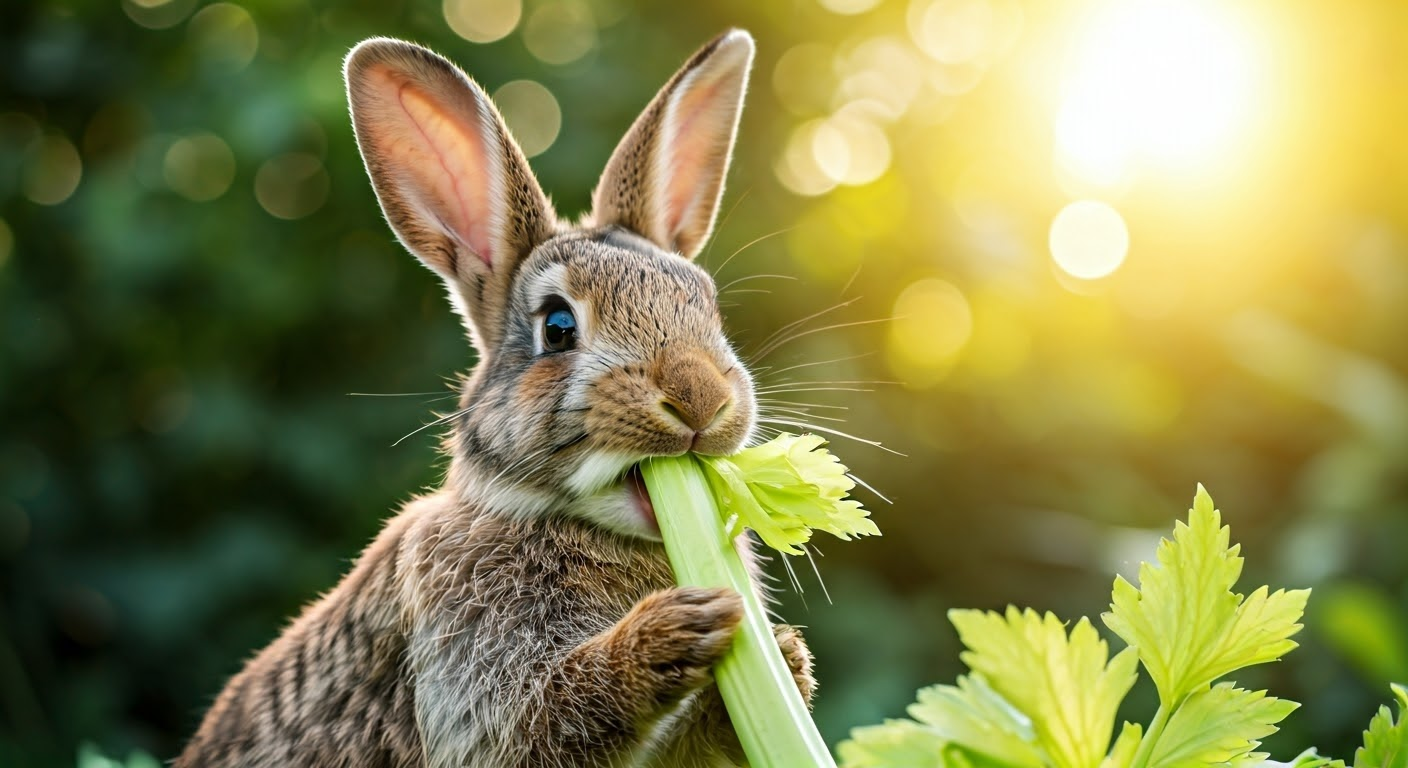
[643,454,836,768]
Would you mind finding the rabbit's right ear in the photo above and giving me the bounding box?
[345,38,556,349]
[590,30,754,260]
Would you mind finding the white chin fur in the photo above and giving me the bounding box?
[565,451,659,540]
[570,484,661,541]
[565,451,636,496]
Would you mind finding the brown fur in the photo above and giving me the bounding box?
[177,29,813,768]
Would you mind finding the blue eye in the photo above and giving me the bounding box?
[542,306,577,352]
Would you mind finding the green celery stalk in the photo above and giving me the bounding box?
[643,454,836,768]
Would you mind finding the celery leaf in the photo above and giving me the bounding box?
[1146,684,1298,768]
[839,720,949,768]
[1244,748,1346,768]
[838,675,1045,768]
[1102,485,1309,705]
[907,675,1046,768]
[1355,684,1408,768]
[1100,723,1143,768]
[698,433,878,555]
[950,607,1138,768]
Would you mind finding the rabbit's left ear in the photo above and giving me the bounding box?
[345,37,556,349]
[590,30,754,259]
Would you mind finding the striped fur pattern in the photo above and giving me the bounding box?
[176,29,815,768]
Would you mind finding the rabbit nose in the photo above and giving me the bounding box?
[655,350,732,433]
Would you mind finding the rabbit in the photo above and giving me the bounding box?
[174,28,816,768]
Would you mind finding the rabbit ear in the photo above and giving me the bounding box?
[345,37,555,347]
[590,29,754,259]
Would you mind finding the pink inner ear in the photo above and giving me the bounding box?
[661,79,725,241]
[370,66,496,267]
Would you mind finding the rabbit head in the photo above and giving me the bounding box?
[345,30,758,539]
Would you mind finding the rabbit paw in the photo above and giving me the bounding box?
[774,623,816,705]
[613,587,744,707]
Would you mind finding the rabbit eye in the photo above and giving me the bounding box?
[542,306,577,353]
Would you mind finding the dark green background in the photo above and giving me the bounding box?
[3,0,1406,764]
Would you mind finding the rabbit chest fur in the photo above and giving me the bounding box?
[176,29,815,768]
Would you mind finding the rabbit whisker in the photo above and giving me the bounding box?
[839,261,863,297]
[803,545,832,605]
[755,398,850,411]
[847,472,892,504]
[755,406,845,424]
[716,273,797,294]
[348,391,459,400]
[701,187,752,267]
[759,378,897,389]
[755,418,904,456]
[755,386,875,395]
[392,393,514,447]
[393,405,473,447]
[753,316,895,361]
[760,351,875,379]
[780,554,806,607]
[710,226,794,279]
[750,297,860,358]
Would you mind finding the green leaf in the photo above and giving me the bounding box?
[1243,748,1346,768]
[950,607,1139,768]
[697,433,879,555]
[837,674,1044,768]
[907,675,1047,768]
[1145,683,1298,768]
[1101,723,1144,768]
[1355,684,1408,768]
[839,720,950,768]
[1102,485,1309,704]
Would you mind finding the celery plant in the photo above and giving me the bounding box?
[838,486,1408,768]
[644,448,1408,768]
[641,433,879,768]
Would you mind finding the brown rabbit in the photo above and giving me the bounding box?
[175,29,815,768]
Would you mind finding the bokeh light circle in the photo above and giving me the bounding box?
[164,133,236,202]
[523,1,597,65]
[121,0,196,30]
[888,278,974,387]
[775,119,839,197]
[772,43,834,116]
[22,134,82,206]
[444,0,521,44]
[908,0,995,65]
[828,111,891,185]
[1048,200,1129,280]
[188,3,259,72]
[834,37,923,121]
[255,153,329,220]
[492,80,562,158]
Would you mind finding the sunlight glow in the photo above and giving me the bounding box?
[818,0,882,16]
[888,279,973,387]
[1054,0,1259,185]
[1049,200,1129,280]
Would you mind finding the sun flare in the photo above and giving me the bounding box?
[1054,0,1261,187]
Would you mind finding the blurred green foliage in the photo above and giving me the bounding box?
[2,0,1407,765]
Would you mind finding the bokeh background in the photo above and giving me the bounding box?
[3,0,1408,764]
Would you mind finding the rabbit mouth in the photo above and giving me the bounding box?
[624,465,659,533]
